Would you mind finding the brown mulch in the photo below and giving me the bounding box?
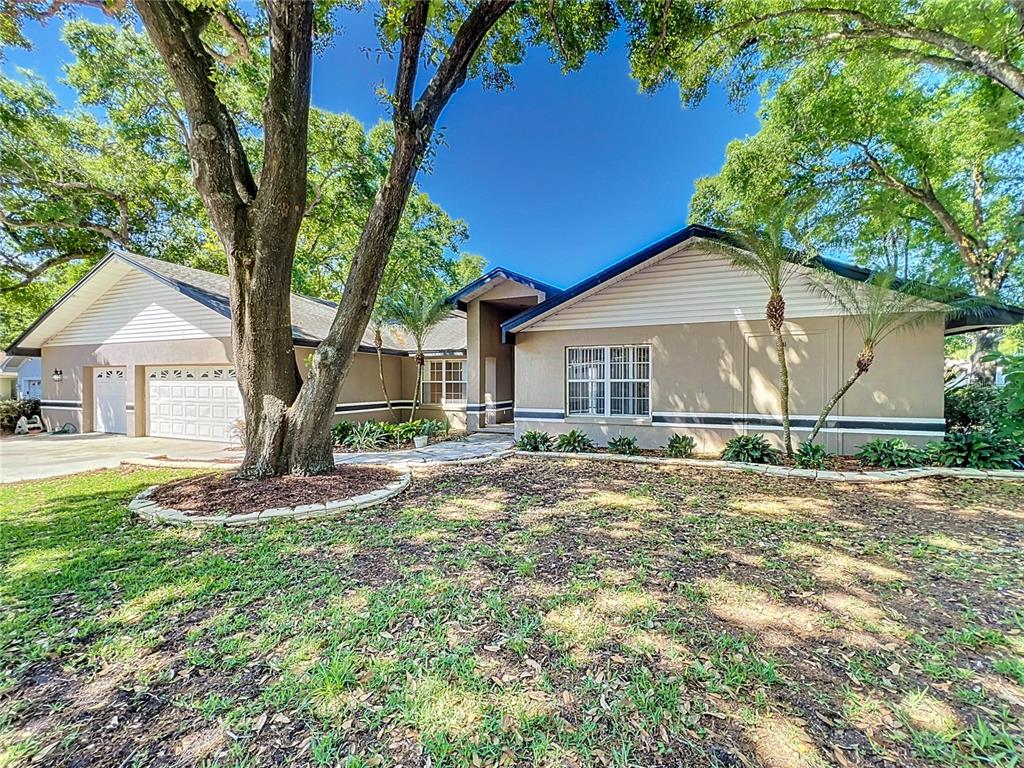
[147,465,399,516]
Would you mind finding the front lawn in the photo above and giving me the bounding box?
[1,460,1022,767]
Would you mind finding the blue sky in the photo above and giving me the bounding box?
[5,6,760,288]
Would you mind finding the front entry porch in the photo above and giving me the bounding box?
[449,268,560,433]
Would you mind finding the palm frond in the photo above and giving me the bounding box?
[809,268,946,347]
[380,290,450,350]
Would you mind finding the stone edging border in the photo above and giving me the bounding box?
[121,448,516,471]
[515,450,1024,483]
[129,466,412,527]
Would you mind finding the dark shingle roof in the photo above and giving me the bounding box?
[117,251,466,354]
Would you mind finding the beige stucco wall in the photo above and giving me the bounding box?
[39,338,423,436]
[513,315,945,454]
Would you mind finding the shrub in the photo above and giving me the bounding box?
[555,429,595,453]
[343,421,389,451]
[794,441,831,470]
[928,431,1020,470]
[945,383,1006,433]
[855,438,925,469]
[0,398,40,432]
[330,420,355,446]
[987,352,1024,444]
[666,433,695,458]
[419,418,448,438]
[720,434,782,465]
[383,420,421,444]
[517,430,553,451]
[608,434,640,455]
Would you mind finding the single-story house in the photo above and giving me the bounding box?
[7,225,1020,452]
[0,355,41,401]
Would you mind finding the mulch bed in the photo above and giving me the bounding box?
[148,465,399,516]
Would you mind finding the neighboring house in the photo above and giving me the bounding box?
[6,225,1020,452]
[0,355,42,400]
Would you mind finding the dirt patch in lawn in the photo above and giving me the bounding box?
[148,465,399,515]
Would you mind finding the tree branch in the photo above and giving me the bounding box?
[135,0,257,244]
[0,250,91,293]
[393,1,429,125]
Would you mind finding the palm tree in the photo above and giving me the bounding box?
[369,303,397,421]
[716,204,812,457]
[805,269,945,444]
[382,291,451,422]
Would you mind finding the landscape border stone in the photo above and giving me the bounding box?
[515,450,1024,483]
[129,465,412,527]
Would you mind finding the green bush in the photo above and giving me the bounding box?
[945,383,1007,433]
[720,434,782,465]
[517,430,553,451]
[419,418,448,438]
[855,438,925,469]
[607,434,640,455]
[555,429,595,453]
[383,421,421,443]
[0,398,40,432]
[794,441,831,470]
[666,434,695,458]
[987,352,1024,444]
[330,420,355,446]
[343,421,389,451]
[928,431,1020,470]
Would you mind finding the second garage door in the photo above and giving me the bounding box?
[147,367,243,443]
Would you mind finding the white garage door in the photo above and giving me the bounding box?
[147,367,243,443]
[94,368,127,434]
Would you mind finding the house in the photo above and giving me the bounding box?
[7,225,1020,452]
[0,355,42,401]
[5,251,467,441]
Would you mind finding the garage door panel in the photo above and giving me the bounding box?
[147,367,241,443]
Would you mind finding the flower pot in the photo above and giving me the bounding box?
[413,435,429,449]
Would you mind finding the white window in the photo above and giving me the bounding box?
[421,360,466,405]
[567,345,650,417]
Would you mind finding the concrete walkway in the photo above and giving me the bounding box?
[334,432,514,466]
[0,432,235,483]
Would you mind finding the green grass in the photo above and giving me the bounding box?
[1,462,1023,767]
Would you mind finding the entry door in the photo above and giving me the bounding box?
[94,368,127,434]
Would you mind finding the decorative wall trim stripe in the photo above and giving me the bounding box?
[514,409,565,421]
[334,400,413,415]
[125,403,135,412]
[467,400,514,413]
[650,413,945,433]
[41,400,83,409]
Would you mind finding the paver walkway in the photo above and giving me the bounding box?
[334,432,514,466]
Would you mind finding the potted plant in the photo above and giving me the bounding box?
[413,432,429,449]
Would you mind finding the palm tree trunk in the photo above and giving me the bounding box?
[374,328,396,421]
[772,328,794,457]
[807,349,874,444]
[409,351,423,422]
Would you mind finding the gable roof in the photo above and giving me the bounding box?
[500,224,1024,340]
[6,250,467,357]
[447,267,561,309]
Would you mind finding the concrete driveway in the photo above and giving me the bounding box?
[0,432,239,483]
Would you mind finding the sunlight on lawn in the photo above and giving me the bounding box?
[405,675,485,739]
[113,580,206,625]
[5,546,71,577]
[897,689,959,734]
[784,542,909,585]
[700,577,824,645]
[748,713,826,768]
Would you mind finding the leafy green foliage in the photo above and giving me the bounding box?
[928,431,1020,470]
[516,430,553,452]
[855,438,926,469]
[607,434,640,456]
[945,384,1009,433]
[555,429,595,453]
[330,420,355,446]
[0,398,39,432]
[688,17,1024,314]
[666,433,696,458]
[720,434,782,465]
[794,442,831,470]
[343,421,389,451]
[987,352,1024,444]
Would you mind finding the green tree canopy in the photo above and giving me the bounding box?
[0,19,481,346]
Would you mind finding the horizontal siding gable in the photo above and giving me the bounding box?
[528,246,845,332]
[47,269,231,346]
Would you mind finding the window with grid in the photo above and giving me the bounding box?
[566,345,650,417]
[421,360,466,405]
